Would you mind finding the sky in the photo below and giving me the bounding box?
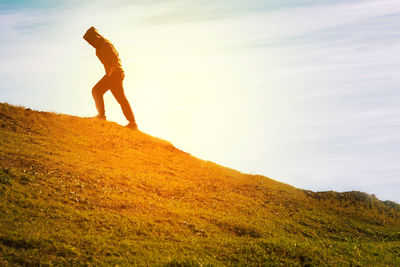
[1,0,399,203]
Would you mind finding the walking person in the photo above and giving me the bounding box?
[83,26,138,130]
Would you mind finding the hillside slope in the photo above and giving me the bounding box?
[0,103,399,266]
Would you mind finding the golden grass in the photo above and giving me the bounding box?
[0,102,399,266]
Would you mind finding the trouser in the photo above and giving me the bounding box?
[92,70,136,123]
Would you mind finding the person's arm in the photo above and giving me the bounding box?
[107,66,117,77]
[104,44,120,77]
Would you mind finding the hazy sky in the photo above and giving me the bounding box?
[1,0,399,203]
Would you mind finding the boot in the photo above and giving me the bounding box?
[95,114,106,120]
[126,122,138,130]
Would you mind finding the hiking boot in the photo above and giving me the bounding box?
[126,122,138,130]
[95,114,106,120]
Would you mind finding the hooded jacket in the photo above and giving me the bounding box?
[83,27,123,74]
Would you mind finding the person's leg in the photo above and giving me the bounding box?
[92,75,110,118]
[109,72,136,124]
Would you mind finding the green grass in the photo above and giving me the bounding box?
[0,102,399,266]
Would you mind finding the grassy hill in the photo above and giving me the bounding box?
[0,102,399,266]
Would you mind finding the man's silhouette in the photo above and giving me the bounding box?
[83,26,137,130]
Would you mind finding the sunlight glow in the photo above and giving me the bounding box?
[1,0,400,202]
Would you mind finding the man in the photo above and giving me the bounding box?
[83,26,138,130]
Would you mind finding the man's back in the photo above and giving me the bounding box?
[96,38,123,74]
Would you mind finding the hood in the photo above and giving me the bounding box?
[83,26,103,48]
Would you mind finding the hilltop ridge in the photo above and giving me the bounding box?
[0,102,399,266]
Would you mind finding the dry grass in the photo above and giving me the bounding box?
[0,102,399,266]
